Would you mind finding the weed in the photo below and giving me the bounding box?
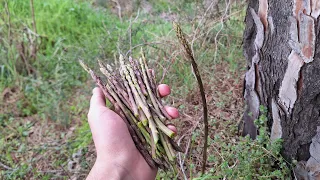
[193,106,291,179]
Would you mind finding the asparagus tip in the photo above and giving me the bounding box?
[79,60,90,73]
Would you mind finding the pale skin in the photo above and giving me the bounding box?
[87,84,179,180]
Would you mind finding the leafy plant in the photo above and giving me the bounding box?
[194,106,291,179]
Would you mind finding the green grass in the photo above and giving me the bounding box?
[0,0,292,179]
[0,0,122,122]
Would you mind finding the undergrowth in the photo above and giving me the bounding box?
[156,107,291,179]
[194,106,291,179]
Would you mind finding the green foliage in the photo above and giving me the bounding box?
[194,107,291,179]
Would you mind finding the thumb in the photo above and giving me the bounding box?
[90,87,106,109]
[88,87,109,121]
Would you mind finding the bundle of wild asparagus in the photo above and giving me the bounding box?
[79,50,183,170]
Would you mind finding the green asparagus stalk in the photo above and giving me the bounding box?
[79,51,183,172]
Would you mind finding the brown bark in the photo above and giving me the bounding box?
[242,0,320,163]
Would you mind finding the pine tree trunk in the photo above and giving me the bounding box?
[242,0,320,164]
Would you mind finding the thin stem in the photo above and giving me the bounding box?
[139,55,165,121]
[0,161,14,171]
[169,138,184,152]
[138,122,151,144]
[160,133,174,162]
[140,51,159,98]
[155,98,172,120]
[98,63,131,110]
[129,56,148,95]
[165,136,175,157]
[30,0,37,34]
[173,22,208,175]
[154,116,175,138]
[4,0,12,46]
[119,68,139,117]
[148,103,166,121]
[121,58,159,145]
[105,83,145,144]
[116,105,156,169]
[127,64,148,105]
[138,109,148,126]
[122,66,151,122]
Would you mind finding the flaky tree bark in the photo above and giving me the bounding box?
[242,0,320,177]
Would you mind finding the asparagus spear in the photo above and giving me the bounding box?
[79,52,183,171]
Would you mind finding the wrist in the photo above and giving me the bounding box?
[88,151,157,180]
[87,158,126,180]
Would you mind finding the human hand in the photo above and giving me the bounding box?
[86,84,179,180]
